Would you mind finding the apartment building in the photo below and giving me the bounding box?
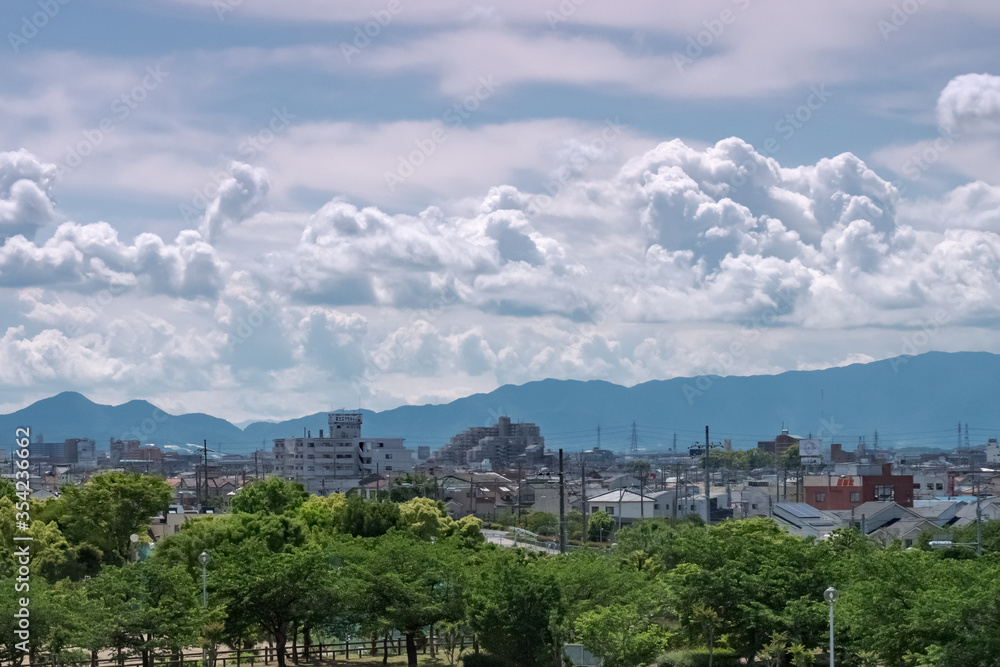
[433,416,544,468]
[273,412,414,493]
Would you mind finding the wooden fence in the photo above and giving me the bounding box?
[59,636,471,667]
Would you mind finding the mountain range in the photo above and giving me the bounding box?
[1,351,997,455]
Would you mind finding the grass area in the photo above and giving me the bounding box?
[290,657,461,667]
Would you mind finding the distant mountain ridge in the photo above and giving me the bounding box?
[2,351,998,454]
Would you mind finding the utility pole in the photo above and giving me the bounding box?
[673,462,679,519]
[558,449,566,554]
[580,453,588,544]
[639,465,645,519]
[705,425,711,523]
[517,461,523,526]
[203,439,209,509]
[976,492,983,557]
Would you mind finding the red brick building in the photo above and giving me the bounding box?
[757,429,800,456]
[804,463,914,510]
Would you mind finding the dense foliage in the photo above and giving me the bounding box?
[4,472,1000,667]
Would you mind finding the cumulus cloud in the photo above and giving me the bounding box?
[937,73,1000,133]
[0,150,59,242]
[200,162,270,243]
[5,137,1000,416]
[0,221,224,298]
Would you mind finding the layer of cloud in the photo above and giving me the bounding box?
[2,138,1000,418]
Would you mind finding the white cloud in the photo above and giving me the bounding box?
[937,73,1000,133]
[0,150,59,242]
[0,221,224,298]
[200,162,270,243]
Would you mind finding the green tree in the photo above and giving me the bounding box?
[587,510,614,542]
[526,511,558,537]
[59,472,173,564]
[87,561,204,667]
[338,495,401,537]
[442,514,486,550]
[212,541,338,667]
[346,533,465,667]
[466,550,563,667]
[691,603,721,667]
[230,477,308,515]
[577,603,670,667]
[399,497,454,540]
[295,493,348,531]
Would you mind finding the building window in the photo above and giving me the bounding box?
[936,483,944,490]
[751,503,758,509]
[307,466,314,471]
[654,503,660,510]
[915,483,922,489]
[385,454,392,459]
[816,493,826,503]
[385,466,392,471]
[850,492,860,503]
[307,454,314,459]
[606,506,614,515]
[308,443,314,447]
[874,485,895,501]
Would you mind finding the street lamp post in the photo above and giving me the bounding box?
[824,587,838,667]
[199,551,210,606]
[199,551,210,667]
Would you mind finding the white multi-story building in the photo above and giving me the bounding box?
[273,412,414,494]
[986,438,999,465]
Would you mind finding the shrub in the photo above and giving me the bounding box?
[656,647,741,667]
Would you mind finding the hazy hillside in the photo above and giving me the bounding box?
[2,351,998,454]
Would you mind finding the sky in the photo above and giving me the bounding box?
[1,0,1000,422]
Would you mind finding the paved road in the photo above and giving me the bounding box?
[481,529,561,554]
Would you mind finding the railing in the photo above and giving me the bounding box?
[59,636,471,667]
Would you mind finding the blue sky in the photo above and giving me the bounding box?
[1,0,1000,422]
